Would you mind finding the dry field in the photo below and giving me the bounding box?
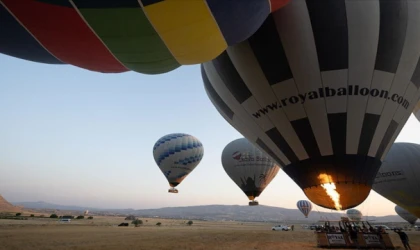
[0,215,419,250]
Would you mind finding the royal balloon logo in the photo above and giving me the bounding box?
[232,151,272,163]
[232,151,242,161]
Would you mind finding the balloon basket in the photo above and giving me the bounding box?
[168,188,178,193]
[249,201,259,206]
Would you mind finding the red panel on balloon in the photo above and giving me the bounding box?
[2,0,127,73]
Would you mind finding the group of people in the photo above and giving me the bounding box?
[315,220,412,250]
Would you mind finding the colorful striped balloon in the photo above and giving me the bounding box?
[0,0,289,74]
[297,200,312,218]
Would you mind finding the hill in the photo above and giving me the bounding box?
[12,201,407,223]
[130,204,406,223]
[0,195,23,213]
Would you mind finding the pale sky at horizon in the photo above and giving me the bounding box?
[1,54,419,217]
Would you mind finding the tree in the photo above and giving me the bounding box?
[187,220,193,226]
[87,216,93,219]
[156,222,161,226]
[15,213,21,216]
[132,219,143,227]
[30,214,34,217]
[50,214,58,218]
[76,215,84,219]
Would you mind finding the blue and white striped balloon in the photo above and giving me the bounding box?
[153,133,204,191]
[297,200,313,218]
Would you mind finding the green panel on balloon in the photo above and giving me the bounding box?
[77,8,180,74]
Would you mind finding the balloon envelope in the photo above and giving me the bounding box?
[395,205,418,225]
[153,133,204,191]
[372,143,420,218]
[221,138,280,204]
[346,209,363,222]
[202,0,420,210]
[297,200,312,218]
[0,0,289,75]
[414,101,420,122]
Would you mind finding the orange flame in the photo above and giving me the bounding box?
[317,174,342,211]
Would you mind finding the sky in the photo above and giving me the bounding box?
[1,54,420,217]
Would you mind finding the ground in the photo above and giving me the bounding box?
[0,214,419,250]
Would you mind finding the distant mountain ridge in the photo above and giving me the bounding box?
[12,201,409,223]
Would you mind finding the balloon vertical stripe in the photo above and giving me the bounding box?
[72,0,179,74]
[0,4,63,64]
[205,0,271,45]
[367,0,411,159]
[2,0,127,73]
[140,0,227,65]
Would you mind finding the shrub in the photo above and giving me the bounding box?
[87,216,93,220]
[40,215,45,218]
[62,215,74,219]
[125,215,136,220]
[132,219,143,227]
[187,220,193,226]
[50,214,58,218]
[76,216,84,219]
[156,222,161,226]
[30,214,34,217]
[15,213,22,216]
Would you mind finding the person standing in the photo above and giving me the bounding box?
[395,229,412,250]
[291,225,294,231]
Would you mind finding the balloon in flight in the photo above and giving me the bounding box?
[201,0,420,211]
[221,138,280,205]
[153,133,204,193]
[346,209,363,222]
[297,200,312,218]
[395,205,418,225]
[372,143,420,218]
[0,0,289,75]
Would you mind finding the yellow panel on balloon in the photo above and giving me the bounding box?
[143,0,227,65]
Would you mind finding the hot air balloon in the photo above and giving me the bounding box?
[414,101,420,121]
[153,133,204,193]
[297,200,312,218]
[201,0,420,211]
[221,138,280,206]
[0,0,289,75]
[372,143,420,218]
[346,209,363,222]
[395,205,418,225]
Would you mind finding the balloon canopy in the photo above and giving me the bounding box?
[0,0,289,74]
[373,143,420,218]
[346,209,363,222]
[297,200,312,218]
[152,133,204,193]
[414,101,420,121]
[395,205,418,225]
[202,0,420,210]
[221,138,280,205]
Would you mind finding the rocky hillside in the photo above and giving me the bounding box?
[0,195,23,213]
